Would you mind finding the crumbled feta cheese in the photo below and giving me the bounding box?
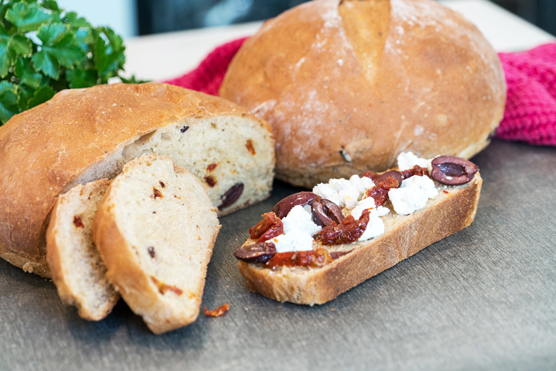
[376,206,391,217]
[397,152,432,172]
[350,197,376,220]
[313,175,373,209]
[349,174,375,195]
[388,175,438,215]
[358,214,385,241]
[268,205,321,253]
[282,205,321,235]
[271,229,315,253]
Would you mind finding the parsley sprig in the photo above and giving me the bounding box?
[0,0,142,124]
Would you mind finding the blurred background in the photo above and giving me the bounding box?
[59,0,555,39]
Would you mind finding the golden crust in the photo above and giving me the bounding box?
[238,174,482,305]
[0,82,271,277]
[220,0,506,188]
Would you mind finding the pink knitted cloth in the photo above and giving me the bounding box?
[165,38,556,146]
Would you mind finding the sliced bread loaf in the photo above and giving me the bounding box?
[93,154,221,334]
[46,179,119,321]
[0,82,273,278]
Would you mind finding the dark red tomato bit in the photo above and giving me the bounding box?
[265,248,333,268]
[401,165,429,179]
[248,212,284,243]
[205,176,217,187]
[319,209,371,245]
[204,303,229,317]
[364,176,399,207]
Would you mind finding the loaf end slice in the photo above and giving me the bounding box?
[46,179,119,321]
[238,174,482,305]
[93,154,221,334]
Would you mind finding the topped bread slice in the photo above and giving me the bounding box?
[0,82,273,278]
[93,154,220,334]
[236,154,482,305]
[46,179,119,321]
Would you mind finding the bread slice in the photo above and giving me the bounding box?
[93,154,221,334]
[238,174,482,305]
[46,179,119,321]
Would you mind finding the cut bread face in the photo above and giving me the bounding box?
[93,154,221,334]
[238,174,482,305]
[119,115,273,216]
[46,179,119,321]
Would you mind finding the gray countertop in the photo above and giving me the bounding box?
[1,139,556,371]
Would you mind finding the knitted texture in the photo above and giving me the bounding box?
[164,38,556,146]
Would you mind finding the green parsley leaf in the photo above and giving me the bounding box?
[66,68,97,88]
[94,28,125,81]
[0,0,143,125]
[37,23,68,45]
[32,49,59,79]
[75,28,93,53]
[0,81,19,124]
[41,0,59,11]
[0,31,16,78]
[119,75,150,84]
[15,57,42,88]
[10,34,32,56]
[64,12,91,30]
[5,2,51,32]
[44,32,84,69]
[26,85,55,109]
[17,83,35,111]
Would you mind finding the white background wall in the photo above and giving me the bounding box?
[56,0,138,38]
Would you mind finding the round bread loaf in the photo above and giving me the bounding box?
[220,0,506,188]
[0,82,274,277]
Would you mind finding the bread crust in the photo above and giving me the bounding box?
[46,179,119,321]
[238,174,482,305]
[0,82,272,277]
[221,0,505,188]
[93,155,220,334]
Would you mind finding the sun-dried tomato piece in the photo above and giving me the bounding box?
[73,215,84,228]
[319,209,371,245]
[204,303,230,317]
[401,165,429,179]
[265,248,333,268]
[245,139,256,155]
[248,212,284,243]
[365,176,400,207]
[150,276,183,295]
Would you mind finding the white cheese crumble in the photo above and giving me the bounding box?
[388,175,438,215]
[269,205,321,253]
[350,197,390,241]
[350,196,376,220]
[282,205,321,236]
[271,229,315,253]
[359,213,386,241]
[313,175,374,209]
[397,152,432,172]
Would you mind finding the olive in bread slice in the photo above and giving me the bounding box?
[235,161,482,305]
[93,154,221,334]
[46,179,119,321]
